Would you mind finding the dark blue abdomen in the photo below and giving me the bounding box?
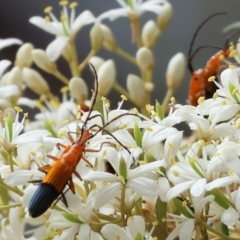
[29,183,59,218]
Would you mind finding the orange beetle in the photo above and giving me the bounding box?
[29,64,141,217]
[187,12,234,106]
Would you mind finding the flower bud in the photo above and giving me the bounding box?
[69,77,88,101]
[166,52,186,90]
[127,74,146,107]
[98,60,116,96]
[0,60,11,78]
[100,24,117,51]
[136,47,154,71]
[142,20,160,48]
[157,2,173,31]
[8,67,23,88]
[90,24,103,51]
[89,56,104,72]
[22,68,50,95]
[15,43,34,68]
[32,49,57,73]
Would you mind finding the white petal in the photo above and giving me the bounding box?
[166,180,196,200]
[0,85,19,98]
[158,177,171,202]
[0,60,11,78]
[127,216,145,237]
[72,10,95,34]
[129,159,166,179]
[223,21,240,32]
[83,171,118,182]
[29,16,62,35]
[22,185,38,207]
[128,177,159,198]
[221,207,239,226]
[9,208,25,240]
[205,176,235,191]
[4,170,44,186]
[179,219,194,240]
[78,224,91,240]
[98,9,128,21]
[101,223,131,240]
[0,38,22,50]
[46,36,69,61]
[236,188,240,213]
[95,182,122,209]
[190,178,206,197]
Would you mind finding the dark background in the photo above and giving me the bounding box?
[0,0,240,111]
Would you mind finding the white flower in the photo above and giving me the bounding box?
[98,0,168,20]
[101,216,154,240]
[29,4,95,60]
[83,150,165,208]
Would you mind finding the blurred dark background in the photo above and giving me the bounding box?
[0,0,240,112]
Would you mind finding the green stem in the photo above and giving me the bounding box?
[162,88,174,112]
[0,177,23,196]
[121,186,126,222]
[52,71,69,85]
[69,41,80,77]
[114,47,137,66]
[8,151,14,172]
[0,203,22,210]
[78,49,97,74]
[199,220,240,240]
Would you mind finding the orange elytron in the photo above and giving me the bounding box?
[187,12,233,106]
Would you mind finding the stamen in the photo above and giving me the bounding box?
[69,2,78,8]
[173,170,179,177]
[59,0,68,6]
[121,95,127,101]
[14,106,23,112]
[60,86,69,93]
[145,126,153,132]
[208,76,215,82]
[44,6,53,13]
[44,16,50,23]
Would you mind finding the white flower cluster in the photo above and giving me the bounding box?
[1,67,240,239]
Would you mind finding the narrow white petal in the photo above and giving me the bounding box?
[98,9,128,21]
[4,170,44,185]
[0,60,11,78]
[0,38,22,50]
[166,180,196,200]
[236,188,240,213]
[0,85,19,98]
[127,216,145,237]
[95,182,122,209]
[158,177,171,201]
[179,219,194,240]
[221,207,239,226]
[128,177,159,198]
[205,176,235,191]
[29,16,62,35]
[46,36,69,61]
[223,21,240,32]
[78,224,91,240]
[72,10,95,34]
[83,171,118,182]
[22,185,38,207]
[101,223,131,240]
[190,178,206,197]
[129,160,166,179]
[166,223,182,240]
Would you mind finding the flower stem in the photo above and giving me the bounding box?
[0,203,21,210]
[162,88,174,112]
[69,41,80,77]
[78,49,97,74]
[114,47,137,66]
[0,177,23,196]
[53,71,69,85]
[121,186,126,222]
[199,219,240,240]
